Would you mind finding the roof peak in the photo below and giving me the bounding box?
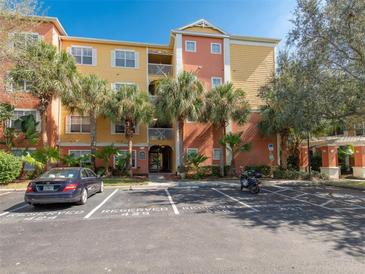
[178,19,227,34]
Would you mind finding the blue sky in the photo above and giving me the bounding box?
[42,0,297,48]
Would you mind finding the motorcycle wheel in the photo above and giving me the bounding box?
[240,184,244,191]
[249,184,260,194]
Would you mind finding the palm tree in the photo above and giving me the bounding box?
[10,41,77,145]
[220,132,251,176]
[204,82,250,176]
[61,74,112,171]
[155,71,203,172]
[105,85,153,176]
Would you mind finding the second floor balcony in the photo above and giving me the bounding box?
[149,128,174,141]
[148,63,173,76]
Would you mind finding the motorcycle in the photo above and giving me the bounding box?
[239,169,262,194]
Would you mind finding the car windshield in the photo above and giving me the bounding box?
[40,169,79,179]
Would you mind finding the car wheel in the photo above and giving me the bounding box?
[97,181,104,193]
[77,188,88,205]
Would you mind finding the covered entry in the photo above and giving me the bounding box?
[149,145,172,173]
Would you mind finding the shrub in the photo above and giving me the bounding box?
[0,151,22,183]
[310,151,322,172]
[273,167,307,180]
[245,165,271,176]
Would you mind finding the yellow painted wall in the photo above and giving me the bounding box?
[230,44,275,109]
[60,39,149,144]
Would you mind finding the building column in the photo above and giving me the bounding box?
[320,145,340,179]
[299,146,308,172]
[353,146,365,178]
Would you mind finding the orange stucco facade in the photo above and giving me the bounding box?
[0,18,281,174]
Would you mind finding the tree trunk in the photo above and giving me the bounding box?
[40,110,48,146]
[127,136,133,177]
[230,151,236,177]
[220,124,226,177]
[178,119,185,172]
[90,112,97,171]
[280,130,289,169]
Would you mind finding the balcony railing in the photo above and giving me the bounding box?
[148,63,173,76]
[149,128,173,140]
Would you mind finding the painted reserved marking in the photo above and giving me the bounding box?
[84,189,118,219]
[165,189,179,215]
[211,188,259,212]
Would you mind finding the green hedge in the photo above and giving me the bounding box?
[245,165,271,176]
[0,151,22,184]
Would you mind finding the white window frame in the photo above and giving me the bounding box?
[112,49,138,68]
[67,115,91,134]
[10,32,41,49]
[68,150,91,164]
[212,148,222,160]
[6,78,31,93]
[185,40,196,52]
[111,82,137,91]
[69,45,96,66]
[211,77,222,88]
[8,109,40,131]
[113,150,137,169]
[110,121,139,135]
[187,148,198,156]
[211,43,222,54]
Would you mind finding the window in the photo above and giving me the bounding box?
[70,46,95,65]
[211,77,222,88]
[354,122,365,136]
[213,148,222,160]
[211,43,221,54]
[113,50,137,68]
[187,148,198,156]
[6,76,32,92]
[68,116,90,133]
[111,121,138,134]
[12,148,35,171]
[69,150,91,164]
[114,150,136,168]
[111,82,136,91]
[81,169,89,179]
[12,32,40,49]
[139,151,146,160]
[8,109,39,129]
[185,41,196,52]
[86,169,97,177]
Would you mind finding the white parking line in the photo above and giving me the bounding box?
[0,192,11,196]
[0,204,30,217]
[211,188,259,212]
[271,185,365,209]
[320,200,334,206]
[263,188,336,211]
[165,189,179,215]
[84,189,118,219]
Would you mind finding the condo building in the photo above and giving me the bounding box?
[1,17,284,175]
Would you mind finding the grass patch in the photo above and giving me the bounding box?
[103,177,148,186]
[0,180,30,190]
[323,180,365,190]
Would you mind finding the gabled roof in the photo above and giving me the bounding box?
[178,19,228,35]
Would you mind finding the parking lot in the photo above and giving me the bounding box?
[1,182,364,273]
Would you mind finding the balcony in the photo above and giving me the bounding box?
[148,63,173,76]
[149,128,174,140]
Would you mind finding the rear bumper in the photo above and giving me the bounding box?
[24,190,82,204]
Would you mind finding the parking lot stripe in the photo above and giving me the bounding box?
[320,200,334,206]
[211,188,259,212]
[84,189,118,219]
[262,188,335,211]
[0,192,11,196]
[0,204,30,217]
[165,189,179,215]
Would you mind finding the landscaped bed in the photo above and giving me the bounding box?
[103,177,148,186]
[322,180,365,190]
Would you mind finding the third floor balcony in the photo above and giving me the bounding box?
[148,49,173,77]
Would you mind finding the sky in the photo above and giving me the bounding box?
[42,0,297,48]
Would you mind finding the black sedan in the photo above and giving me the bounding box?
[24,167,103,206]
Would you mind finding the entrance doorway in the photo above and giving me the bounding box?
[149,145,172,173]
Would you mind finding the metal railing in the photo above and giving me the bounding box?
[149,128,173,140]
[148,63,173,76]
